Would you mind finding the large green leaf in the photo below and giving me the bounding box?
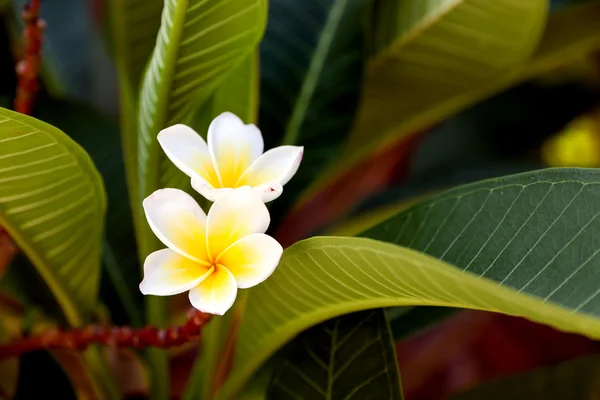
[220,235,600,399]
[107,0,163,239]
[258,0,368,219]
[36,98,143,327]
[297,0,600,207]
[136,3,266,394]
[220,168,600,398]
[362,168,600,310]
[267,309,402,400]
[452,355,600,400]
[0,107,105,326]
[137,0,268,203]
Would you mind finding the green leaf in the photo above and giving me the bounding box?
[137,0,268,202]
[136,3,266,395]
[267,309,402,400]
[451,354,600,400]
[35,98,143,327]
[213,53,259,124]
[361,168,600,312]
[107,0,163,254]
[220,233,600,399]
[0,107,105,326]
[220,168,600,398]
[258,0,369,216]
[297,0,600,207]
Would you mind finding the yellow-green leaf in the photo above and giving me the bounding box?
[137,0,268,202]
[0,108,105,326]
[297,0,600,207]
[219,236,600,398]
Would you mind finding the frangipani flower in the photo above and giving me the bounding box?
[158,112,303,202]
[139,186,283,315]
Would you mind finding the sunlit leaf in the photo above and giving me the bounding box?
[267,309,402,400]
[36,98,143,327]
[137,0,267,203]
[0,107,105,326]
[220,168,600,398]
[136,3,266,393]
[452,354,600,400]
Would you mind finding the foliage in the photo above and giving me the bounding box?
[1,0,600,399]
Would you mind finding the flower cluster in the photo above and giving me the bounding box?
[139,112,303,315]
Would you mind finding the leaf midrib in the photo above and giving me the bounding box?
[282,0,349,145]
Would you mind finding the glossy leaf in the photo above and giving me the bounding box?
[136,3,266,393]
[220,233,600,399]
[36,99,143,327]
[267,309,402,400]
[297,0,600,208]
[0,107,105,326]
[107,0,163,237]
[258,0,368,217]
[220,168,600,398]
[213,53,259,124]
[452,354,600,400]
[362,168,600,311]
[137,0,268,202]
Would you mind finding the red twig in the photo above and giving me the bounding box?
[0,309,212,361]
[14,0,44,115]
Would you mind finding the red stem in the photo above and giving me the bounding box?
[0,309,212,361]
[14,0,44,115]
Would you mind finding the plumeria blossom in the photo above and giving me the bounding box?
[139,186,283,315]
[158,112,304,202]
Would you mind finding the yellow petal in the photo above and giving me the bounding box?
[217,233,283,289]
[143,188,209,263]
[158,124,220,187]
[208,112,264,187]
[237,146,303,196]
[188,266,237,315]
[140,249,213,296]
[206,187,270,260]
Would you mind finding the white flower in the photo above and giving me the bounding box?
[139,186,283,315]
[158,112,303,202]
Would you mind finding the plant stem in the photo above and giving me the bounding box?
[14,0,44,115]
[0,309,212,361]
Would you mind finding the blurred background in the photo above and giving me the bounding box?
[0,0,599,398]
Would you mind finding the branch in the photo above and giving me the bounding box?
[14,0,45,115]
[0,309,212,361]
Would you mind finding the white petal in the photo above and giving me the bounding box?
[217,233,283,289]
[208,112,264,187]
[191,178,235,202]
[157,124,220,187]
[253,182,283,203]
[143,188,209,263]
[237,146,303,189]
[188,266,237,315]
[140,249,213,296]
[206,186,270,259]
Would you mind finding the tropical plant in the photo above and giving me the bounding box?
[1,0,600,399]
